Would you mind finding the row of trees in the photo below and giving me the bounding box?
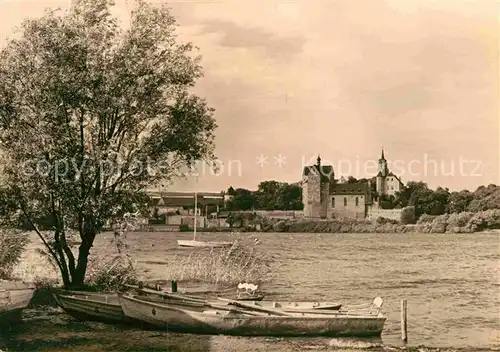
[225,181,303,211]
[377,182,500,218]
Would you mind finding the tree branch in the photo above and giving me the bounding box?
[17,197,64,274]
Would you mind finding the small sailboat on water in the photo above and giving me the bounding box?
[177,184,232,248]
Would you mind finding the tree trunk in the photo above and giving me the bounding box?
[54,231,72,288]
[71,240,93,287]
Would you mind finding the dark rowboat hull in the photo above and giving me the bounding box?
[53,290,131,324]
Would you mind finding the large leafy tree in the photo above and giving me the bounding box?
[0,0,216,287]
[226,188,256,211]
[447,190,474,213]
[275,182,303,210]
[256,181,282,210]
[396,182,450,217]
[466,184,500,212]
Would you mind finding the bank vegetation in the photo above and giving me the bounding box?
[259,209,500,234]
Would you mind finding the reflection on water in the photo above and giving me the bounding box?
[5,231,499,350]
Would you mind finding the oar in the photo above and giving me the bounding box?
[282,308,344,315]
[216,297,295,317]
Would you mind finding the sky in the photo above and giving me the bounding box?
[0,0,498,193]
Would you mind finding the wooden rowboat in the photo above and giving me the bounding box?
[217,298,342,313]
[118,294,386,337]
[0,280,36,325]
[52,290,131,324]
[170,292,342,311]
[129,286,341,310]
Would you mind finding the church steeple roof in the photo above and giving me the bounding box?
[378,147,389,176]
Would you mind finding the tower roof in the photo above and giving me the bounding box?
[302,164,334,182]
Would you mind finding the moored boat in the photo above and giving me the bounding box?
[216,298,342,312]
[52,290,130,324]
[177,240,233,248]
[128,285,340,309]
[118,294,386,337]
[0,280,36,325]
[177,185,233,249]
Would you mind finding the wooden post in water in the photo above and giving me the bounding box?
[401,299,408,343]
[171,280,177,293]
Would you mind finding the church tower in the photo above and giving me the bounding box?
[376,148,388,197]
[374,148,404,200]
[378,148,389,176]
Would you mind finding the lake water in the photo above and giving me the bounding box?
[5,231,500,350]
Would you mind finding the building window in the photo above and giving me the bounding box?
[331,198,335,207]
[344,197,347,206]
[355,197,359,207]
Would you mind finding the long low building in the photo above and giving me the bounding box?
[147,191,226,216]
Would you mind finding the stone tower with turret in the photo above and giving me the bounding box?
[301,155,334,218]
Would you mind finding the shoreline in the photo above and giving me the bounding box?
[135,209,500,235]
[1,306,497,352]
[137,225,500,235]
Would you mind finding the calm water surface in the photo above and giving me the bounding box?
[6,231,500,350]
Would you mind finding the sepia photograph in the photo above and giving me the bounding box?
[0,0,498,351]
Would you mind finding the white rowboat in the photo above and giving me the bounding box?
[119,294,386,337]
[177,240,233,248]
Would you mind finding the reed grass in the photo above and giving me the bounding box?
[163,241,277,286]
[85,254,140,291]
[0,229,29,279]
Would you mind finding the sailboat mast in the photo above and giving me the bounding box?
[193,189,197,240]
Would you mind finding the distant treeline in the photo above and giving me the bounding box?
[376,181,500,218]
[225,178,500,220]
[225,181,303,211]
